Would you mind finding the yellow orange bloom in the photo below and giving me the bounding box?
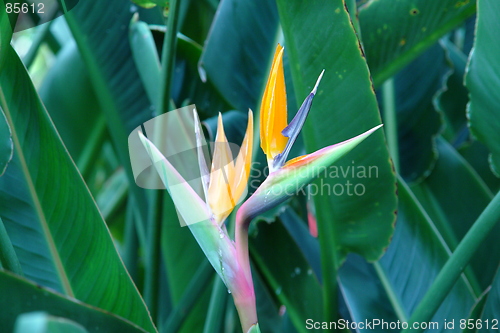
[260,44,326,172]
[208,111,253,225]
[260,44,288,164]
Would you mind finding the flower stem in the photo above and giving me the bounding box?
[234,206,258,332]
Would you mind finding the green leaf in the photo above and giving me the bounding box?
[178,0,216,46]
[129,16,161,111]
[148,26,232,116]
[0,45,156,333]
[252,270,282,333]
[411,138,499,290]
[360,0,476,86]
[95,168,128,221]
[277,1,397,323]
[401,188,500,333]
[160,193,212,333]
[38,42,101,161]
[379,178,476,325]
[465,0,500,176]
[0,215,22,274]
[338,254,400,332]
[0,0,13,72]
[202,277,229,333]
[435,39,469,144]
[0,106,12,176]
[249,216,322,333]
[459,141,500,194]
[0,270,148,333]
[63,0,158,241]
[462,287,490,333]
[276,0,397,268]
[161,261,214,333]
[199,0,280,111]
[279,208,321,280]
[380,42,447,182]
[14,312,88,333]
[339,180,482,331]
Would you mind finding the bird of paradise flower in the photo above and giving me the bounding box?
[134,44,382,333]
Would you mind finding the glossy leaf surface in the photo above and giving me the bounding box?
[465,0,500,175]
[0,45,155,333]
[360,0,476,86]
[277,0,397,264]
[0,270,148,333]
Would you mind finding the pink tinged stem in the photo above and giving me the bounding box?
[234,205,258,332]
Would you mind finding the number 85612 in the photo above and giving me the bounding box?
[5,2,44,14]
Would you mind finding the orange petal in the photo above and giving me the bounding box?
[208,113,236,225]
[232,110,254,204]
[260,44,288,162]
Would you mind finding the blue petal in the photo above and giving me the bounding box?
[273,70,324,170]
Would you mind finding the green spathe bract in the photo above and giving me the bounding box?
[241,125,383,221]
[138,131,258,331]
[138,131,237,283]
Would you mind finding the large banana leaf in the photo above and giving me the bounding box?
[465,0,500,176]
[359,0,476,86]
[276,1,397,325]
[0,270,148,333]
[411,138,499,290]
[379,179,476,328]
[276,0,396,264]
[0,45,155,333]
